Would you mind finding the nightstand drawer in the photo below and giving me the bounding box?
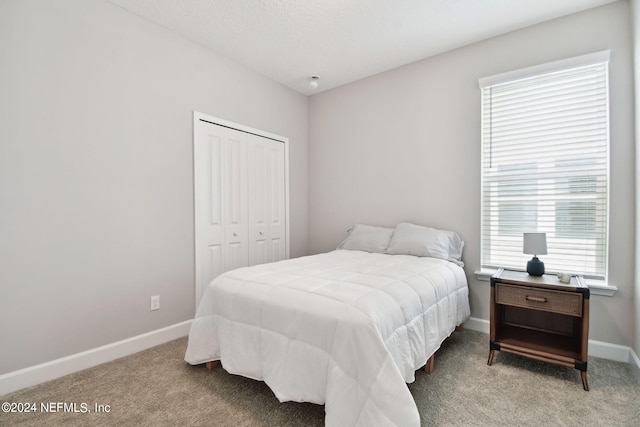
[495,283,583,317]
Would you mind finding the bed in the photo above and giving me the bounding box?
[185,223,470,426]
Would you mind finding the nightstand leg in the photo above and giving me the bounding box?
[487,349,495,366]
[581,371,589,391]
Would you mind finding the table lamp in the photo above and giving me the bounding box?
[523,232,547,276]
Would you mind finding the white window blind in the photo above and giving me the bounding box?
[479,52,610,280]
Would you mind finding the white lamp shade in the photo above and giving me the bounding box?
[523,233,547,255]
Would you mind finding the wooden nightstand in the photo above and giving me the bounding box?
[487,268,590,391]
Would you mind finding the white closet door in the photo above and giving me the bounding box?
[194,120,249,307]
[194,112,289,308]
[248,135,286,265]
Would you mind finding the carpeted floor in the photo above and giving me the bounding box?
[1,329,639,426]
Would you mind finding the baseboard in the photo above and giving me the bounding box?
[0,320,192,397]
[464,316,637,369]
[587,339,631,363]
[464,316,490,334]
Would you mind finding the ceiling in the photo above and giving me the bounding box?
[108,0,619,95]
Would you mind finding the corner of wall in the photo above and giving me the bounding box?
[631,348,640,383]
[632,0,640,365]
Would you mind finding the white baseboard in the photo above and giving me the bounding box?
[587,339,632,363]
[0,320,192,397]
[464,316,638,372]
[464,316,490,334]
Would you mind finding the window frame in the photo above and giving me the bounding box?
[477,51,613,292]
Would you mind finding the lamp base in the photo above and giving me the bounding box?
[527,257,545,276]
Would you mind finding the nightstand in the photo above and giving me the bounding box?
[487,268,590,391]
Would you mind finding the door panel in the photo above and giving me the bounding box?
[268,143,286,262]
[207,244,223,291]
[248,135,286,265]
[195,120,248,306]
[208,136,223,227]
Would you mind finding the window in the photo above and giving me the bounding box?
[479,51,610,280]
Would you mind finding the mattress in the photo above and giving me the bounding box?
[185,249,470,426]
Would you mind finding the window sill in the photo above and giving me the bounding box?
[473,269,617,296]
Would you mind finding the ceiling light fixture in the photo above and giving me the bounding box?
[308,75,319,90]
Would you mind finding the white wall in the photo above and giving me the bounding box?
[632,0,640,365]
[309,1,634,346]
[0,0,308,374]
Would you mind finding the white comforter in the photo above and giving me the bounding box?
[185,250,470,426]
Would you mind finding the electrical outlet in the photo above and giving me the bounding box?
[150,295,160,311]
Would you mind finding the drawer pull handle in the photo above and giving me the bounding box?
[526,295,547,303]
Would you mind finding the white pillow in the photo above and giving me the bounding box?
[337,224,394,253]
[387,222,465,266]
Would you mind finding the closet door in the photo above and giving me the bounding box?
[248,135,286,265]
[194,120,249,307]
[194,112,289,308]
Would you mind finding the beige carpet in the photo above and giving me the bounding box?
[1,329,639,426]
